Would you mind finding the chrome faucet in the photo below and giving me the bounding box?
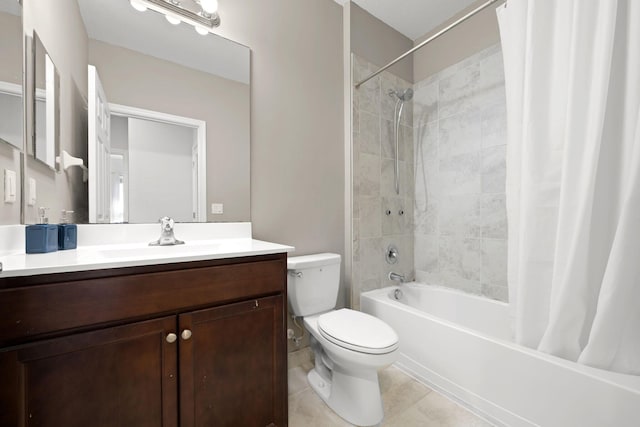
[389,271,406,283]
[149,217,185,246]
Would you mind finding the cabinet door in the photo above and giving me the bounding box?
[0,316,178,427]
[179,295,286,427]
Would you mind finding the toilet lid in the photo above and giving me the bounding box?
[317,309,399,355]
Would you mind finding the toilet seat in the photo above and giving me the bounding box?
[317,309,399,355]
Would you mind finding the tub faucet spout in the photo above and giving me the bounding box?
[389,272,406,283]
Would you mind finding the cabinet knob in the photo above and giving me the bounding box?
[181,329,192,340]
[166,333,177,343]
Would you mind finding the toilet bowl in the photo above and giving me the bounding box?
[287,253,399,426]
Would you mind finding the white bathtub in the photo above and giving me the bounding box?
[361,283,640,427]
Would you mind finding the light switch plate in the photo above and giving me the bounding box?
[28,178,36,206]
[211,203,223,214]
[4,169,16,203]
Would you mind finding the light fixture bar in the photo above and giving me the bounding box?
[138,0,220,29]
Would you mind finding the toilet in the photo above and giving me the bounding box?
[288,253,399,426]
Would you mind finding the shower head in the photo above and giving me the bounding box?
[389,88,414,102]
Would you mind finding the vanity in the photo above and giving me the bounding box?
[0,224,293,427]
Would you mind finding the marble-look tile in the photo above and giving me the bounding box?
[352,102,360,133]
[359,111,381,155]
[479,48,505,93]
[361,277,382,293]
[480,193,507,239]
[481,102,507,148]
[401,125,414,164]
[413,80,438,126]
[414,198,438,235]
[382,197,406,236]
[381,119,406,161]
[382,377,432,423]
[439,151,482,196]
[403,197,415,235]
[439,194,481,238]
[404,161,415,200]
[359,236,383,281]
[481,145,506,193]
[400,100,413,127]
[359,197,382,238]
[482,283,509,302]
[288,366,311,396]
[288,387,353,427]
[355,74,381,116]
[358,152,381,197]
[387,391,493,427]
[414,122,438,202]
[481,238,508,288]
[381,158,404,197]
[439,62,481,119]
[352,223,360,263]
[438,110,482,159]
[439,236,482,292]
[414,234,438,274]
[287,347,313,370]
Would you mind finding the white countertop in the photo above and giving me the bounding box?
[0,239,294,278]
[0,223,294,278]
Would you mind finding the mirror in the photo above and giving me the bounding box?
[33,31,60,169]
[22,0,250,224]
[0,0,23,225]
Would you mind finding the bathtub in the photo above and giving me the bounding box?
[361,283,640,427]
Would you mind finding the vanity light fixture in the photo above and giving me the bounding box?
[129,0,221,35]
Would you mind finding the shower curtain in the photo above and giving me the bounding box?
[498,0,640,374]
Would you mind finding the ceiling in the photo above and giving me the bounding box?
[350,0,477,40]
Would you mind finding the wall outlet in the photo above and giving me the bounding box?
[211,203,223,214]
[4,169,16,203]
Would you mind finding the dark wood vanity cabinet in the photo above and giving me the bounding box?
[0,253,288,427]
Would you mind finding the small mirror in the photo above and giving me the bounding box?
[33,32,59,169]
[0,0,23,225]
[0,1,23,151]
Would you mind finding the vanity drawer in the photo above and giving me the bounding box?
[0,257,286,346]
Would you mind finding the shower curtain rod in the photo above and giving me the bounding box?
[354,0,502,89]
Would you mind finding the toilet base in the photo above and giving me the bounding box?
[307,365,384,427]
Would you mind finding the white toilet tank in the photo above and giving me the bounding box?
[287,253,341,317]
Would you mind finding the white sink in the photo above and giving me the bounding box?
[96,242,220,259]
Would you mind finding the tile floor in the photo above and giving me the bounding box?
[288,360,493,427]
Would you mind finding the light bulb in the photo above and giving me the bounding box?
[195,25,209,36]
[200,0,218,14]
[165,14,181,25]
[130,0,148,12]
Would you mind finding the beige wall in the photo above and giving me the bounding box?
[413,0,502,82]
[23,0,88,223]
[88,40,250,223]
[0,12,23,224]
[350,3,413,83]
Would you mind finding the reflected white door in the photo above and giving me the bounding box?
[88,65,111,223]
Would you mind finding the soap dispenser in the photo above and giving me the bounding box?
[25,207,59,254]
[58,210,77,250]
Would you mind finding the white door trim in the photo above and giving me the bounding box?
[109,103,207,222]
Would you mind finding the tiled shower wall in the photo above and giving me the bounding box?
[412,43,508,301]
[351,54,415,310]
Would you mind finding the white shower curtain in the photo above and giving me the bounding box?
[498,0,640,374]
